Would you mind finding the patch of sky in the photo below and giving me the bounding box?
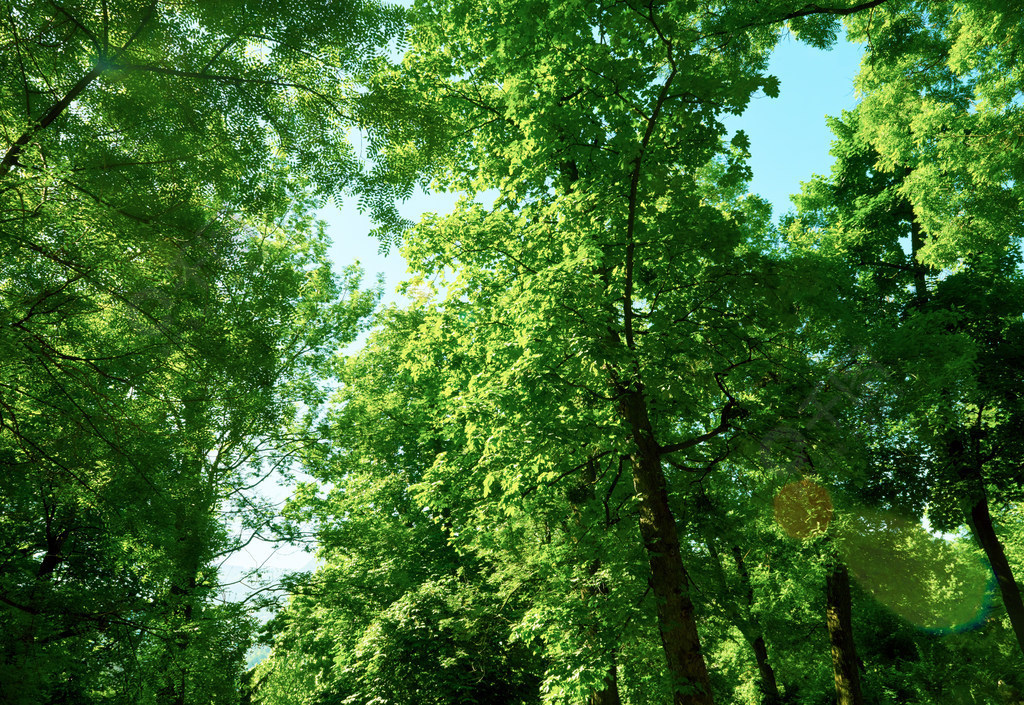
[723,28,864,223]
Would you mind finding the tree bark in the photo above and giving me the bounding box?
[588,662,622,705]
[949,431,1024,660]
[825,562,864,705]
[909,203,1024,653]
[160,505,207,705]
[965,481,1024,658]
[621,388,714,705]
[749,636,781,705]
[731,547,782,705]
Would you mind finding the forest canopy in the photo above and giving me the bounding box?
[1,1,1023,705]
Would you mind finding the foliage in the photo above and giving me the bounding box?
[0,0,390,702]
[6,1,1024,704]
[252,310,543,705]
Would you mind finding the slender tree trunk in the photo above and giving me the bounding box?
[621,388,714,705]
[17,511,71,666]
[911,204,1023,651]
[897,189,928,307]
[35,531,68,580]
[749,636,781,705]
[703,531,782,704]
[161,567,196,705]
[904,160,1024,664]
[825,562,864,705]
[948,430,1024,659]
[731,547,782,705]
[588,662,622,705]
[965,479,1024,657]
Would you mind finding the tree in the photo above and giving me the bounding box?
[0,0,393,700]
[0,204,379,702]
[8,0,1022,700]
[253,308,543,705]
[791,0,1024,656]
[355,2,901,701]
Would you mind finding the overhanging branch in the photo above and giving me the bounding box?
[783,0,888,21]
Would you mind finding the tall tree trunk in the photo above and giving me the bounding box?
[731,547,782,705]
[911,205,1024,651]
[964,477,1024,657]
[825,562,864,705]
[949,430,1024,659]
[161,568,196,705]
[588,662,622,705]
[621,388,714,705]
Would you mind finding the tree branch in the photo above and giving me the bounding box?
[0,63,104,180]
[658,400,741,455]
[782,0,888,21]
[109,61,357,123]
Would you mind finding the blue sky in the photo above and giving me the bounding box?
[323,30,866,307]
[726,30,864,216]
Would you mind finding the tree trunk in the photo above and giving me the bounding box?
[912,205,1024,651]
[731,547,782,705]
[704,533,782,704]
[621,388,714,705]
[949,432,1024,660]
[588,662,622,705]
[966,483,1024,658]
[749,636,781,705]
[825,562,864,705]
[161,567,196,705]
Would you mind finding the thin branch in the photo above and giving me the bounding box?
[705,0,889,39]
[108,61,357,123]
[658,400,740,455]
[782,0,888,21]
[0,63,104,180]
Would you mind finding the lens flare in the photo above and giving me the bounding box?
[773,479,833,539]
[772,482,991,633]
[839,511,991,633]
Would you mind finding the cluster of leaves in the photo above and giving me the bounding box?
[255,1,1024,705]
[7,0,1024,704]
[0,0,395,702]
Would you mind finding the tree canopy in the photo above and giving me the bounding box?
[3,1,1024,705]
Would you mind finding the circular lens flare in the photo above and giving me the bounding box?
[773,479,833,539]
[840,511,992,634]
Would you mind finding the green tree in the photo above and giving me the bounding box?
[253,308,543,705]
[1,0,393,700]
[791,1,1024,653]
[356,2,897,701]
[0,208,378,702]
